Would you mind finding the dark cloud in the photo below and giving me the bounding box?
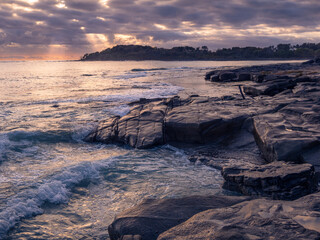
[1,0,320,59]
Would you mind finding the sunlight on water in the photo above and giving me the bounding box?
[0,60,302,239]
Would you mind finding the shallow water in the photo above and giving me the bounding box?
[0,60,302,239]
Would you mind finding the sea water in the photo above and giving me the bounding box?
[0,60,302,239]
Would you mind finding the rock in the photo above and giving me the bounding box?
[164,98,268,144]
[108,195,251,240]
[253,74,265,83]
[158,192,320,240]
[303,59,315,65]
[222,161,318,200]
[85,100,168,148]
[303,57,320,65]
[238,73,252,81]
[219,72,237,81]
[210,74,219,82]
[252,100,320,172]
[243,79,296,96]
[86,96,273,148]
[205,70,216,80]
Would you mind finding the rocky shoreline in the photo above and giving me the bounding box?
[85,60,320,239]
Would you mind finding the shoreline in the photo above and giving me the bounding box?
[85,60,320,239]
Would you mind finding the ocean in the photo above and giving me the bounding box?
[0,60,302,239]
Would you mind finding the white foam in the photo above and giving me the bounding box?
[107,105,131,117]
[21,82,183,107]
[0,160,111,237]
[72,122,98,142]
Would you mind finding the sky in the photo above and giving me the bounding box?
[1,0,320,60]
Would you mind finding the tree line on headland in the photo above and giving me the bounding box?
[80,43,320,61]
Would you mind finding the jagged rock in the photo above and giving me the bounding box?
[158,192,320,240]
[222,161,318,200]
[85,100,169,148]
[205,70,216,80]
[107,195,251,240]
[219,72,237,81]
[253,100,320,172]
[238,73,252,81]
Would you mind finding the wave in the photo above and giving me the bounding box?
[0,134,10,162]
[7,130,75,144]
[20,83,183,107]
[112,72,147,80]
[0,159,115,237]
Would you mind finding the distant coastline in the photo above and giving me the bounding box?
[80,43,320,61]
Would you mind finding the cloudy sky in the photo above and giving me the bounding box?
[1,0,320,60]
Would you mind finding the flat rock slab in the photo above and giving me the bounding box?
[253,100,320,171]
[158,192,320,240]
[108,195,251,240]
[222,161,318,200]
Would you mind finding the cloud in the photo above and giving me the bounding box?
[1,0,320,59]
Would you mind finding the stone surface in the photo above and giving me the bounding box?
[222,161,318,200]
[210,74,219,82]
[85,99,169,148]
[86,96,275,148]
[204,70,216,80]
[108,195,250,240]
[219,72,237,81]
[158,192,320,240]
[243,78,297,96]
[238,73,252,81]
[98,62,320,240]
[253,100,320,172]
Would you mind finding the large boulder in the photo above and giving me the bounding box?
[158,192,320,240]
[222,161,318,200]
[85,99,169,148]
[108,195,250,240]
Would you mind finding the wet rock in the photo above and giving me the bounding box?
[108,195,251,240]
[158,192,320,240]
[222,161,318,200]
[85,100,168,148]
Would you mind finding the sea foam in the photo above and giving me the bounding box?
[0,160,113,237]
